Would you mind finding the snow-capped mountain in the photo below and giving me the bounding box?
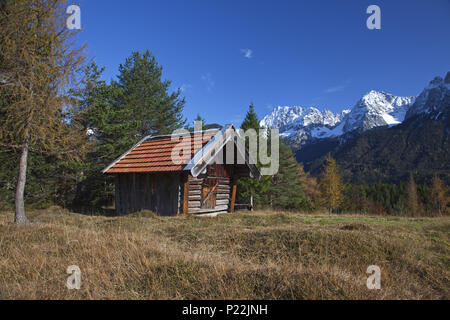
[260,106,350,148]
[342,91,415,133]
[260,90,415,148]
[300,72,450,184]
[405,73,450,120]
[260,106,346,131]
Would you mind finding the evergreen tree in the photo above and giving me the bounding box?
[73,62,142,207]
[237,103,270,208]
[320,155,343,213]
[73,69,126,207]
[114,50,186,136]
[342,184,370,214]
[184,114,222,131]
[237,103,310,211]
[240,103,259,130]
[0,150,84,210]
[74,52,186,208]
[185,114,207,131]
[269,141,309,210]
[194,114,207,130]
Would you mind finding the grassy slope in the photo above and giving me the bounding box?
[0,208,448,299]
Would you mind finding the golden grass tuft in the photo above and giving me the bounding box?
[0,208,448,299]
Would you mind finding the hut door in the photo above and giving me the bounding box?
[201,178,218,209]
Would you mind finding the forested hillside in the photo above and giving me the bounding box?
[298,73,450,185]
[305,110,450,185]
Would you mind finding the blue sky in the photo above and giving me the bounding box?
[75,0,450,126]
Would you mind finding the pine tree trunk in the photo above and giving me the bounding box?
[14,137,30,225]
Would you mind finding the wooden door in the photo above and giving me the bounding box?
[201,178,218,209]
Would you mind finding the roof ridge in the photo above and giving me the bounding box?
[143,128,220,142]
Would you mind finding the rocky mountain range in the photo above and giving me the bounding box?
[261,72,450,183]
[261,90,416,149]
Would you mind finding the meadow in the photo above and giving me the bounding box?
[0,208,448,299]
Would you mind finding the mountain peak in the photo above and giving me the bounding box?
[261,73,447,150]
[261,91,415,149]
[427,76,444,89]
[406,72,450,120]
[260,105,349,148]
[365,89,386,96]
[343,90,415,132]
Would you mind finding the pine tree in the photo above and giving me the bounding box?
[194,114,207,130]
[0,0,86,224]
[71,64,121,207]
[114,50,186,136]
[320,155,343,213]
[74,52,187,207]
[240,103,259,130]
[237,103,271,208]
[185,114,207,131]
[73,63,143,207]
[269,141,309,210]
[430,174,447,216]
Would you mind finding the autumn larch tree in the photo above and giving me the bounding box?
[320,155,343,213]
[430,174,447,216]
[0,0,86,224]
[406,172,422,217]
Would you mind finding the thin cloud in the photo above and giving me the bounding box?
[324,79,351,94]
[201,73,215,91]
[325,85,346,93]
[240,48,253,59]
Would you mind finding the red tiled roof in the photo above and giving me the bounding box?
[104,131,217,174]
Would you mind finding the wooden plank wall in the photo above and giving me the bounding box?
[187,164,233,215]
[115,172,182,216]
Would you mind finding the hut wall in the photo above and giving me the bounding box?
[187,164,234,215]
[115,172,182,216]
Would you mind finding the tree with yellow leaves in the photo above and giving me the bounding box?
[0,0,86,224]
[430,174,448,216]
[320,155,343,213]
[405,172,422,217]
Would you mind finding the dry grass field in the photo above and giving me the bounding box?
[0,207,448,300]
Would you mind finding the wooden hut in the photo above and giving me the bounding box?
[103,125,260,216]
